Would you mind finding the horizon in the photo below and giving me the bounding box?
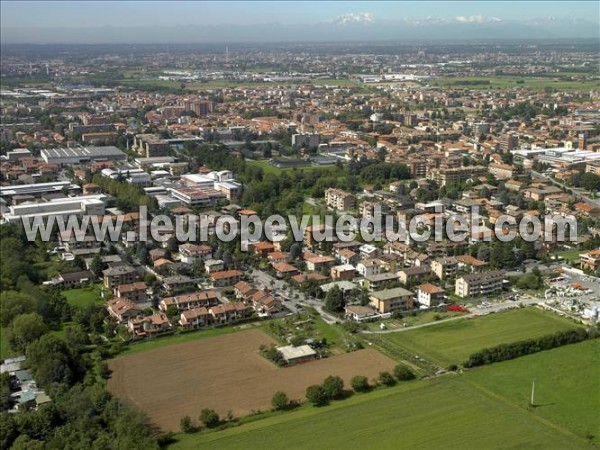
[1,1,598,44]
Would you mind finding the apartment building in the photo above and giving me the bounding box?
[415,283,446,307]
[431,257,458,280]
[488,163,514,180]
[580,250,600,274]
[159,290,220,312]
[428,166,487,186]
[325,188,355,211]
[103,265,137,289]
[455,270,506,298]
[133,134,170,158]
[113,282,148,304]
[369,287,414,314]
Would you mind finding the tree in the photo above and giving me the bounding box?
[305,384,328,406]
[89,255,105,276]
[324,285,345,313]
[0,373,11,411]
[322,375,345,400]
[289,243,302,261]
[378,371,396,386]
[351,375,370,393]
[26,334,77,389]
[199,408,220,428]
[477,245,491,262]
[9,313,48,350]
[393,364,416,381]
[0,291,36,326]
[271,391,290,411]
[180,416,196,433]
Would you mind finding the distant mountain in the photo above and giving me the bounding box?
[2,16,598,44]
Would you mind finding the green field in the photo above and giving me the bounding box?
[465,339,600,446]
[62,283,105,309]
[118,323,249,356]
[246,159,339,175]
[366,308,580,366]
[170,375,590,449]
[429,76,599,92]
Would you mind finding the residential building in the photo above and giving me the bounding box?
[369,287,414,314]
[103,265,137,289]
[325,188,355,211]
[455,270,506,298]
[210,270,242,287]
[415,283,446,307]
[431,257,458,280]
[159,290,219,312]
[113,282,148,303]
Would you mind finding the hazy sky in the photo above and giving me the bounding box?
[1,1,598,43]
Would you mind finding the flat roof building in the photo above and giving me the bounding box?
[41,146,126,165]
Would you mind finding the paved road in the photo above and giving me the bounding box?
[248,268,340,323]
[362,298,544,334]
[530,170,600,209]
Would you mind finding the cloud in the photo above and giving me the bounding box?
[332,12,375,25]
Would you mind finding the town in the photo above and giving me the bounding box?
[0,5,599,449]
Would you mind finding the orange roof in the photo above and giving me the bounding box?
[211,270,242,280]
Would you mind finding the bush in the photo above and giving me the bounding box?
[378,371,396,386]
[351,375,370,393]
[180,416,197,433]
[199,408,220,428]
[463,328,589,368]
[306,384,328,406]
[322,375,344,400]
[271,391,290,411]
[393,364,416,381]
[261,345,286,366]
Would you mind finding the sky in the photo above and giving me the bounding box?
[1,1,598,43]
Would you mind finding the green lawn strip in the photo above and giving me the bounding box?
[364,308,580,366]
[169,376,586,449]
[464,339,600,446]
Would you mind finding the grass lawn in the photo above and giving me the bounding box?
[366,308,580,367]
[465,339,600,446]
[555,249,583,262]
[62,283,105,309]
[118,324,252,356]
[246,159,340,175]
[169,376,589,449]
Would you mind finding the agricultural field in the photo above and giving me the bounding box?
[366,307,580,367]
[464,339,600,446]
[170,375,590,449]
[107,329,395,431]
[428,76,599,91]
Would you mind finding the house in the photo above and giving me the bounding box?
[363,272,400,291]
[204,259,225,274]
[252,241,276,257]
[290,273,328,285]
[268,251,289,265]
[415,283,446,307]
[250,291,282,315]
[431,257,458,280]
[149,248,167,262]
[127,314,172,337]
[337,248,360,265]
[107,298,142,323]
[179,306,212,329]
[359,244,381,259]
[272,262,300,278]
[344,305,379,322]
[234,281,258,300]
[51,270,94,288]
[210,302,250,324]
[455,270,506,298]
[455,254,487,272]
[210,270,242,287]
[331,264,356,281]
[304,254,336,272]
[580,250,600,274]
[397,265,431,285]
[369,287,414,314]
[154,258,174,270]
[277,345,317,365]
[179,243,213,264]
[574,202,600,219]
[162,275,196,292]
[103,265,137,288]
[159,290,219,312]
[356,259,382,277]
[113,282,148,303]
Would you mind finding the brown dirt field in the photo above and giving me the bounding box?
[107,329,395,431]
